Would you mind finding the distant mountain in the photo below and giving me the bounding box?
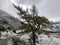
[0,9,21,31]
[51,21,60,33]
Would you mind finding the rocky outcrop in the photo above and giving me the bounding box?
[0,9,21,31]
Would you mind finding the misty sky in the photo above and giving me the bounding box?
[0,0,60,22]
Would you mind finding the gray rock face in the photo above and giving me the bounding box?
[0,9,21,31]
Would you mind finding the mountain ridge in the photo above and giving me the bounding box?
[0,9,21,31]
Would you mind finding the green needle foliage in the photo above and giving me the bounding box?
[12,37,28,45]
[13,4,53,45]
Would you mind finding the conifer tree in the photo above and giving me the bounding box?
[13,5,54,45]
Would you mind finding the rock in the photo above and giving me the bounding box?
[0,9,21,31]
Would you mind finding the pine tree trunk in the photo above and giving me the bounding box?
[32,32,36,45]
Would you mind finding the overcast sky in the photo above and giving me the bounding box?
[0,0,60,22]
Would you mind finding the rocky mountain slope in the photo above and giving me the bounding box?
[0,9,21,31]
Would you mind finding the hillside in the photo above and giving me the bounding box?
[0,9,21,31]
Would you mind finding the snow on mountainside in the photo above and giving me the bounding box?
[7,33,60,45]
[0,9,21,31]
[1,9,60,45]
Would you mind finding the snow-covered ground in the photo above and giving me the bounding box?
[0,31,17,39]
[7,34,60,45]
[0,31,60,45]
[38,34,60,45]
